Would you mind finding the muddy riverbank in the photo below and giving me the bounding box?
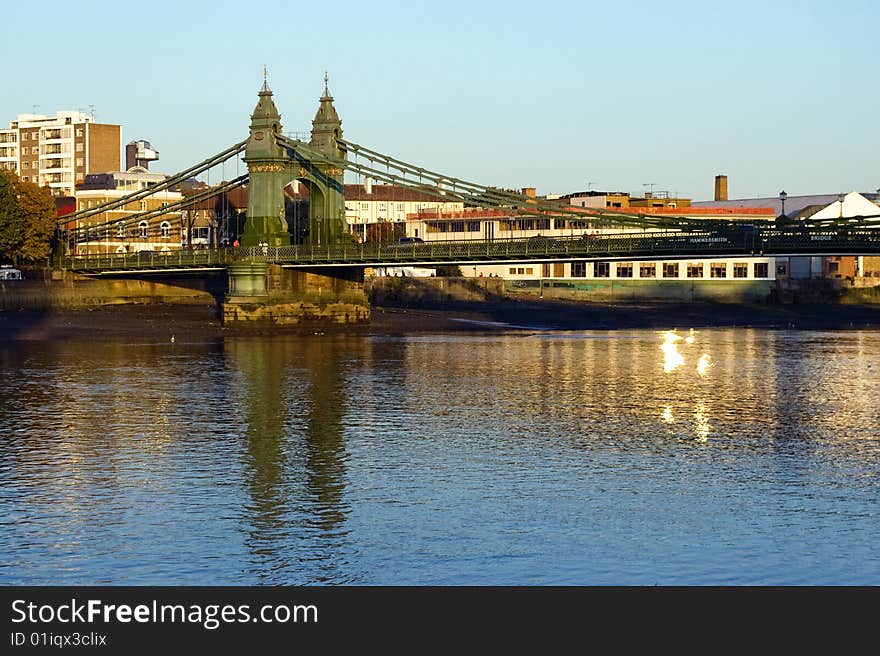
[3,299,880,342]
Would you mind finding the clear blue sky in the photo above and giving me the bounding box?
[4,0,877,200]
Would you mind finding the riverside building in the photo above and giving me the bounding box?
[0,111,120,197]
[65,171,183,255]
[403,202,778,302]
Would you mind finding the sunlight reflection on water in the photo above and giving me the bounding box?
[1,328,879,584]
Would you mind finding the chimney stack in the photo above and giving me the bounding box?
[714,175,728,201]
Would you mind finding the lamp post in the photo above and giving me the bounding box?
[779,190,787,219]
[838,193,845,219]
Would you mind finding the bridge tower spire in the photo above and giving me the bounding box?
[307,73,347,246]
[241,72,292,248]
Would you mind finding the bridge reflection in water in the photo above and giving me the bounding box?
[227,336,356,582]
[1,329,879,584]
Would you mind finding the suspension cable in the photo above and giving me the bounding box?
[59,140,246,226]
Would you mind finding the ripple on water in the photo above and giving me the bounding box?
[1,330,879,584]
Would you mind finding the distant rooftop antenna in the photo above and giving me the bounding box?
[586,181,595,192]
[89,105,96,120]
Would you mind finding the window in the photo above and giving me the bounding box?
[21,132,27,141]
[616,263,633,278]
[467,221,480,232]
[140,201,146,211]
[160,221,171,238]
[116,221,125,238]
[595,262,610,277]
[32,146,39,155]
[138,221,148,238]
[663,263,679,278]
[733,264,748,278]
[31,132,38,140]
[397,203,404,211]
[776,264,787,277]
[525,267,534,275]
[76,129,83,137]
[571,262,586,277]
[710,263,727,278]
[687,263,704,278]
[509,267,518,275]
[75,143,83,152]
[640,264,656,278]
[754,263,769,278]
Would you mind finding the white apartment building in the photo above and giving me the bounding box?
[0,111,120,196]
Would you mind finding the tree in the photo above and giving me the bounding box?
[0,170,57,265]
[0,171,24,262]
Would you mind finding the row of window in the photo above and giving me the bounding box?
[575,262,769,279]
[426,221,482,233]
[95,221,174,239]
[20,159,83,170]
[19,128,82,141]
[500,219,552,232]
[351,202,432,212]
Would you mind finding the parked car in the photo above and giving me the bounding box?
[0,264,23,280]
[387,237,425,248]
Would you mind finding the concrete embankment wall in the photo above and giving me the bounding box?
[0,270,224,311]
[368,276,880,307]
[368,277,507,307]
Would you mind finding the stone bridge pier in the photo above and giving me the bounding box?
[223,264,370,327]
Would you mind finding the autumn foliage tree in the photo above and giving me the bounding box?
[0,170,57,266]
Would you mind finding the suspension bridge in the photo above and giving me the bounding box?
[54,75,880,324]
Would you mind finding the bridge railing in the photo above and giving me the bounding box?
[62,248,235,271]
[62,228,880,271]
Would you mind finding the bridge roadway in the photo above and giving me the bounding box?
[62,228,880,275]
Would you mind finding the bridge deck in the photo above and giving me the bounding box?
[62,230,880,274]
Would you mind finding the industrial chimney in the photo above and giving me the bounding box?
[714,175,728,201]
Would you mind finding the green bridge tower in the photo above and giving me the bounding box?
[241,72,292,248]
[301,73,347,246]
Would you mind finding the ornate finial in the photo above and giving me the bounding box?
[261,65,271,93]
[323,71,329,96]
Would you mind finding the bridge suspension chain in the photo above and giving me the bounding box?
[58,140,247,226]
[65,175,249,241]
[331,137,719,231]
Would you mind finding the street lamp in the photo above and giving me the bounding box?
[779,190,787,219]
[838,192,845,219]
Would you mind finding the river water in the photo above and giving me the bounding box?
[1,327,878,585]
